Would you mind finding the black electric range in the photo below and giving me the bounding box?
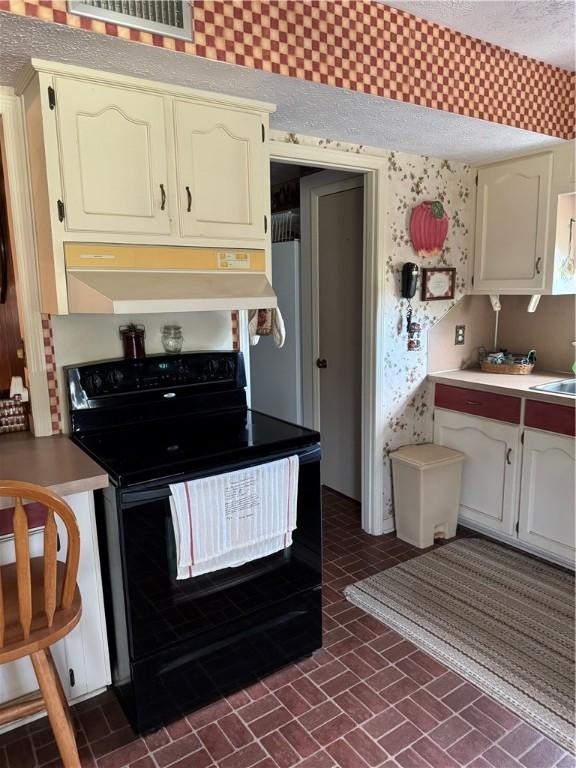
[65,352,322,734]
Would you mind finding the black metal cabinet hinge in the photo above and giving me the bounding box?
[264,215,268,234]
[57,200,65,222]
[521,431,524,445]
[261,123,265,142]
[69,668,75,687]
[48,86,56,110]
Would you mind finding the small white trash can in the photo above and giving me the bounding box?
[390,443,466,548]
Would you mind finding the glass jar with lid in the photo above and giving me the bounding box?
[161,324,184,354]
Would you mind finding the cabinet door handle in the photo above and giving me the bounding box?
[465,400,481,406]
[185,186,192,213]
[264,215,268,234]
[506,447,512,465]
[160,184,166,211]
[535,257,541,274]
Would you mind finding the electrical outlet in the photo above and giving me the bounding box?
[455,325,466,345]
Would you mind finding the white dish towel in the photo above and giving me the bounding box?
[169,455,299,579]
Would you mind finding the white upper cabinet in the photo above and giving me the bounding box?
[474,152,553,293]
[518,429,575,562]
[55,78,174,236]
[18,60,274,314]
[472,140,575,295]
[174,100,266,241]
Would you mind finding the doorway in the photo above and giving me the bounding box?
[250,163,364,502]
[0,141,24,397]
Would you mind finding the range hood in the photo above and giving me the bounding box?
[64,243,277,314]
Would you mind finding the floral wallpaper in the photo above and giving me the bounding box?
[381,152,473,518]
[271,131,474,523]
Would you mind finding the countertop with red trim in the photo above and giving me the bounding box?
[428,369,576,406]
[0,432,108,497]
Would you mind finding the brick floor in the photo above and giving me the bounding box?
[0,489,572,767]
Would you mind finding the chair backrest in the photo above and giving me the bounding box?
[0,481,80,648]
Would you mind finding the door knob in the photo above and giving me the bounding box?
[316,358,327,369]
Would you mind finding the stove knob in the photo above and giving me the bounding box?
[106,369,124,388]
[218,359,234,377]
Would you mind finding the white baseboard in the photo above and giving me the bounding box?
[458,520,574,570]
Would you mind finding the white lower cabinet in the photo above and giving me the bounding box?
[433,409,520,536]
[518,429,575,562]
[0,491,110,724]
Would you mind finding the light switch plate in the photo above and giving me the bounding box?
[455,325,466,345]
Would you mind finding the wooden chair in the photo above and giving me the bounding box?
[0,480,82,767]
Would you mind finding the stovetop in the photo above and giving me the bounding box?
[65,352,319,487]
[72,408,320,487]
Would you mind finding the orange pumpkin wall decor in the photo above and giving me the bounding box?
[409,201,449,258]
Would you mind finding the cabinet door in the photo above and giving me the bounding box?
[174,99,266,240]
[518,429,575,562]
[0,492,110,714]
[60,492,110,700]
[55,77,173,235]
[474,152,553,293]
[434,410,519,534]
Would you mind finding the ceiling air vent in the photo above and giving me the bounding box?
[68,1,192,41]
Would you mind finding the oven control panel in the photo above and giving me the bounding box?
[66,352,244,400]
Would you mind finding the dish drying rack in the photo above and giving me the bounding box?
[272,209,300,243]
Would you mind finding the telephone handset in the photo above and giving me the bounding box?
[401,262,419,299]
[401,263,420,348]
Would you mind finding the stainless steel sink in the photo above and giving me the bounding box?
[529,378,576,396]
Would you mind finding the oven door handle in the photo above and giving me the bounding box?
[121,443,321,507]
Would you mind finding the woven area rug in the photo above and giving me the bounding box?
[344,538,575,752]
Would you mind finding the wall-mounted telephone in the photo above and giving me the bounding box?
[401,262,419,299]
[401,263,420,350]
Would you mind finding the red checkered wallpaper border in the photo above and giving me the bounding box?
[41,314,61,434]
[231,311,240,351]
[2,1,574,139]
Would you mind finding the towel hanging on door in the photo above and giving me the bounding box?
[248,307,286,348]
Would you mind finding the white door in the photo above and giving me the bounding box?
[54,77,173,235]
[434,410,520,535]
[474,152,553,293]
[518,429,575,562]
[174,99,266,241]
[317,182,364,500]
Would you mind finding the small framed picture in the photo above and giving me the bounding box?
[421,267,456,301]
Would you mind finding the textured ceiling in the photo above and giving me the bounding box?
[387,0,576,71]
[0,11,565,164]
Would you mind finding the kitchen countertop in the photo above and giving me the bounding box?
[428,369,576,405]
[0,431,108,497]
